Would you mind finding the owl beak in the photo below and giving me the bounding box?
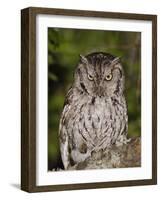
[97,86,104,97]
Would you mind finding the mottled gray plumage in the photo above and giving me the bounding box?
[59,52,128,170]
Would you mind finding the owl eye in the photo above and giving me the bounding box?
[105,73,113,81]
[88,74,94,81]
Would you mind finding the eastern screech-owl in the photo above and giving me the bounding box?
[59,52,128,170]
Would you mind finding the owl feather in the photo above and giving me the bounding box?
[59,52,128,169]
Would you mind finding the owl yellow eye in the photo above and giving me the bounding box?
[88,74,94,81]
[105,73,113,81]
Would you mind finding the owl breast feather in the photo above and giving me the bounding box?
[66,95,127,151]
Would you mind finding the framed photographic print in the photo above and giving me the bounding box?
[21,7,157,192]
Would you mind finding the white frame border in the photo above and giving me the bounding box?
[36,14,152,186]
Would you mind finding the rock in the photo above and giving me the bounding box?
[67,137,141,170]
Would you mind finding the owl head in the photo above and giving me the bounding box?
[74,52,125,97]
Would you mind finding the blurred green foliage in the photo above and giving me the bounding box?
[48,28,141,170]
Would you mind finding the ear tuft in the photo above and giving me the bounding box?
[112,57,121,65]
[79,54,88,64]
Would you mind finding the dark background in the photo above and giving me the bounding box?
[48,28,141,170]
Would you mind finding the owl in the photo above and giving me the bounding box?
[59,52,128,170]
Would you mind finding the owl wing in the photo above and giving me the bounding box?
[59,87,73,169]
[116,97,128,145]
